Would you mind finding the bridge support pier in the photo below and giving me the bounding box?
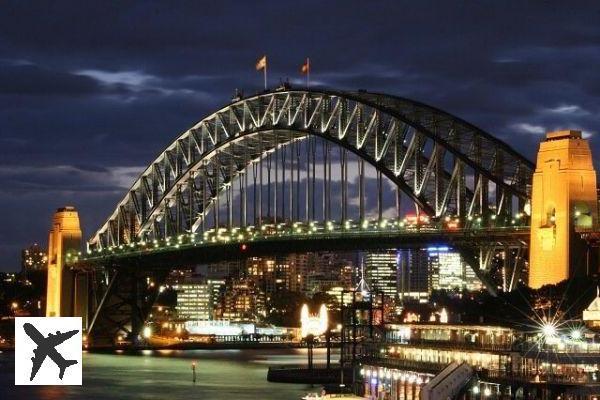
[86,266,168,347]
[46,206,83,318]
[73,270,90,329]
[529,130,598,288]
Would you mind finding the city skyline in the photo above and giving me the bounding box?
[2,1,600,270]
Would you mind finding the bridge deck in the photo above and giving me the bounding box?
[74,223,530,270]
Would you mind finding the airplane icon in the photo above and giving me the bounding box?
[23,322,79,381]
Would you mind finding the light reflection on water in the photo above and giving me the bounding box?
[0,348,335,399]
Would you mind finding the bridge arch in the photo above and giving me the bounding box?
[89,89,534,250]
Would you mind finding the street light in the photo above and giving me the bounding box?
[143,326,152,339]
[542,323,557,338]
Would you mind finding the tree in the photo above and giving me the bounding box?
[264,290,308,327]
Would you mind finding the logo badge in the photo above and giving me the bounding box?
[15,317,82,385]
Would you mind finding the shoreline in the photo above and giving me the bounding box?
[1,341,340,352]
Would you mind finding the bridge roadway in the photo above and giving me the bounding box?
[73,221,530,270]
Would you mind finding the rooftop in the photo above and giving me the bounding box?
[546,129,582,140]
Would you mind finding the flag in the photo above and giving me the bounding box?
[301,58,310,74]
[256,55,267,71]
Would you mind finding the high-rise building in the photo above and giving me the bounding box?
[205,260,243,279]
[364,250,398,299]
[306,252,355,294]
[339,264,354,288]
[173,281,211,320]
[288,253,310,292]
[306,274,341,293]
[397,249,429,301]
[464,259,482,292]
[426,246,481,292]
[246,256,277,301]
[173,277,226,321]
[220,278,263,321]
[244,254,310,303]
[207,278,226,312]
[21,243,48,271]
[312,252,356,289]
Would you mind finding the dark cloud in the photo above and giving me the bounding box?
[1,1,600,270]
[0,63,101,95]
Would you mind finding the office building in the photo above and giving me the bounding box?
[365,250,399,299]
[173,277,226,321]
[427,247,481,292]
[398,249,429,301]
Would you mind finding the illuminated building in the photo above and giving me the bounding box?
[306,274,340,293]
[165,268,193,286]
[341,286,600,399]
[173,281,211,320]
[355,322,600,399]
[365,250,398,299]
[21,243,48,271]
[46,206,82,317]
[221,278,263,321]
[326,286,354,306]
[1,272,16,283]
[306,252,355,294]
[339,264,354,288]
[184,320,293,338]
[397,249,429,301]
[529,130,598,288]
[206,259,242,279]
[245,254,309,300]
[426,247,481,292]
[312,252,356,289]
[173,278,225,321]
[208,278,226,310]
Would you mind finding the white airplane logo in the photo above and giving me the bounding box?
[23,322,79,381]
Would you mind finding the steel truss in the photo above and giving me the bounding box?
[86,266,168,346]
[89,89,533,251]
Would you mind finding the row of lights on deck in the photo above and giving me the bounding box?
[76,212,529,259]
[360,367,431,386]
[471,384,496,397]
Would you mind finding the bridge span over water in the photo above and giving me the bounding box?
[54,88,539,345]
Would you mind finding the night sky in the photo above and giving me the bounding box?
[1,1,600,271]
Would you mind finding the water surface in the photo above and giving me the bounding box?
[0,348,331,399]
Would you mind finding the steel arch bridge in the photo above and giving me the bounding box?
[89,89,532,250]
[77,88,534,346]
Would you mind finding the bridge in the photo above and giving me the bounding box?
[51,88,546,346]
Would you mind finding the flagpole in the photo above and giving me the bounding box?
[264,62,267,91]
[306,58,310,89]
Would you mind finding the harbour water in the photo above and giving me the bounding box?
[0,348,331,399]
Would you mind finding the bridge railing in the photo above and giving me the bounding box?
[74,219,530,262]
